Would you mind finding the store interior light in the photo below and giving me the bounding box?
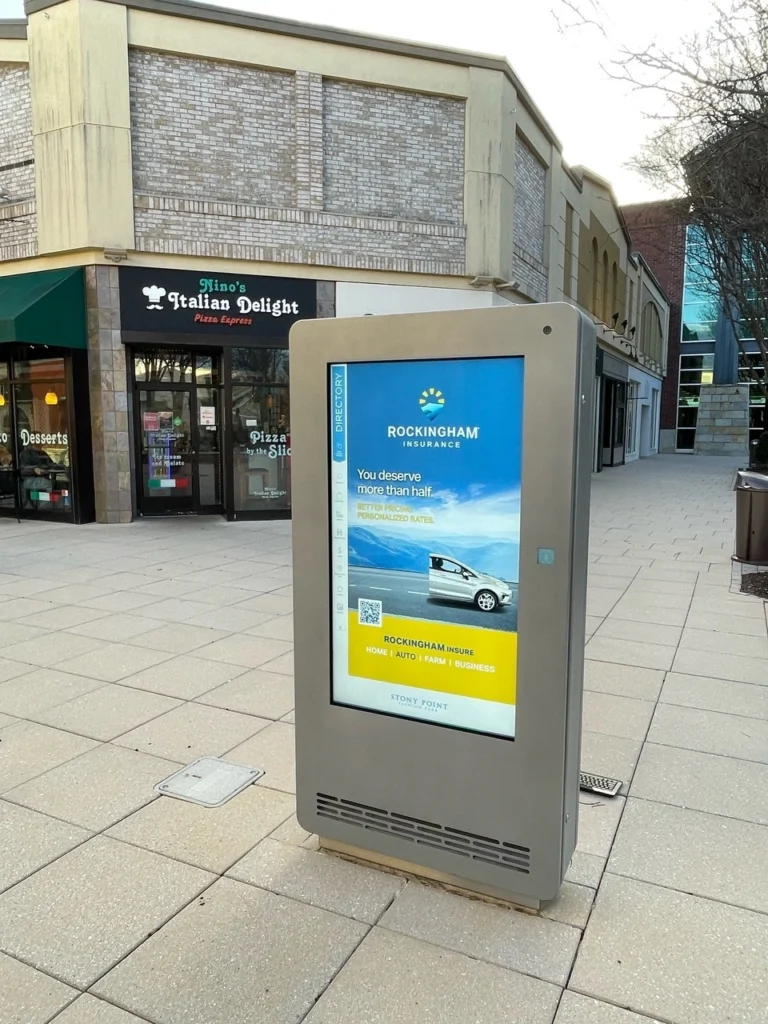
[0,394,5,406]
[44,391,58,406]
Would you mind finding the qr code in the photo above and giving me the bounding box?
[358,598,382,627]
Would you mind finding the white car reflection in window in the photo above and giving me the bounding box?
[428,554,512,612]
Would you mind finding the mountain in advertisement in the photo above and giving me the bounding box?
[348,527,518,582]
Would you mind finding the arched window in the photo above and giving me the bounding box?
[591,239,599,316]
[641,302,663,364]
[611,262,618,322]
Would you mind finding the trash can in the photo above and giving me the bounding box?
[734,470,768,564]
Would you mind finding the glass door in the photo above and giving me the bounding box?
[138,389,194,512]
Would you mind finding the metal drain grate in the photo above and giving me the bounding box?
[580,772,622,797]
[316,792,530,874]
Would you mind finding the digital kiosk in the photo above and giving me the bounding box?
[290,303,595,906]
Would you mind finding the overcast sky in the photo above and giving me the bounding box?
[0,0,709,203]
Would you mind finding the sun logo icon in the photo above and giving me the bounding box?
[419,388,445,422]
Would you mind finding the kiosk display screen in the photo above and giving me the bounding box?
[329,356,523,739]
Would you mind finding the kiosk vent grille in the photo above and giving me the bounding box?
[316,793,530,874]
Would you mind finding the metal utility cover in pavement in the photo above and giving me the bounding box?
[155,757,265,807]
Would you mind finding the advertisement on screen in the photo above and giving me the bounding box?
[329,356,523,738]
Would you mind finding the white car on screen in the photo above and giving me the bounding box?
[428,554,512,612]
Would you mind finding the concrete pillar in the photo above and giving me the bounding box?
[463,67,516,282]
[694,384,750,459]
[27,0,134,255]
[85,265,133,523]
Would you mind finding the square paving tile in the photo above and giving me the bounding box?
[0,622,50,650]
[541,881,595,929]
[43,583,115,605]
[580,732,642,787]
[115,702,270,762]
[126,623,232,654]
[583,661,665,702]
[679,627,768,659]
[565,851,605,890]
[258,651,294,676]
[556,991,664,1023]
[1,597,58,621]
[16,606,110,631]
[0,950,77,1024]
[586,590,623,617]
[31,684,180,741]
[684,609,768,637]
[0,711,18,729]
[129,597,213,623]
[661,672,768,720]
[229,839,404,923]
[183,605,273,632]
[93,877,367,1024]
[52,994,150,1023]
[585,637,675,672]
[305,927,560,1024]
[108,785,293,873]
[631,743,768,825]
[0,668,106,719]
[0,801,90,893]
[191,634,293,669]
[380,880,580,986]
[594,618,682,647]
[5,744,180,831]
[608,600,689,626]
[78,591,164,614]
[1,632,106,668]
[55,643,172,683]
[0,721,98,794]
[227,721,295,793]
[0,658,32,684]
[609,797,768,915]
[245,615,294,642]
[196,668,294,720]
[120,655,248,700]
[576,794,625,859]
[570,874,768,1024]
[582,692,654,741]
[0,835,213,989]
[66,614,161,643]
[648,703,768,764]
[235,593,294,616]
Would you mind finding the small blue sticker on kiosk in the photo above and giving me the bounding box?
[537,548,555,565]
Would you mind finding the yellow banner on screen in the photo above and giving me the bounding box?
[348,612,517,704]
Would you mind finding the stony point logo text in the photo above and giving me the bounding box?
[141,277,302,327]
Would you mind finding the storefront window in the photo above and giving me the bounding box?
[232,384,291,512]
[0,365,13,511]
[12,355,66,380]
[231,346,289,385]
[14,377,72,513]
[134,351,193,383]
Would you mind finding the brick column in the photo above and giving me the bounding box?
[85,265,134,523]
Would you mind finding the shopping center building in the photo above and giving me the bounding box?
[0,0,669,523]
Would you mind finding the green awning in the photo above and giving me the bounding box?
[0,268,86,349]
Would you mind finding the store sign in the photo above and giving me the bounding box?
[329,356,524,739]
[119,267,317,337]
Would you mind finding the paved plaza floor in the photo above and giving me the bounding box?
[1,455,766,1024]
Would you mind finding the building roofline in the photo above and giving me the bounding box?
[23,0,562,149]
[571,163,637,265]
[633,250,669,303]
[0,20,27,38]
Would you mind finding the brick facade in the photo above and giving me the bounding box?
[512,136,547,301]
[623,200,688,448]
[323,81,464,224]
[0,63,36,261]
[128,52,466,275]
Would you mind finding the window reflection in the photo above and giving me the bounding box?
[232,385,290,511]
[14,380,71,511]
